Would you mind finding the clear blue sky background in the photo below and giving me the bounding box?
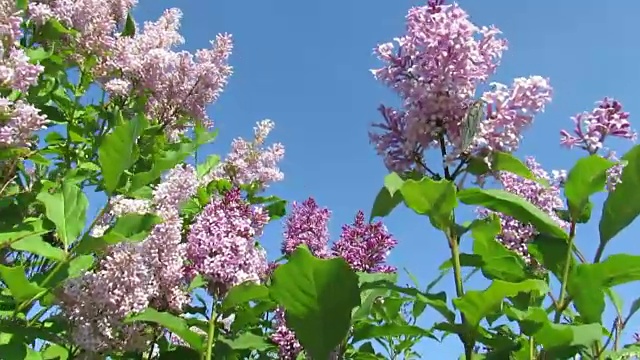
[112,0,640,357]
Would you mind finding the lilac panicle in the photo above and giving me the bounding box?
[274,208,399,357]
[331,211,397,273]
[560,97,636,154]
[0,98,48,147]
[58,243,155,353]
[270,307,302,360]
[100,8,233,137]
[369,1,551,173]
[60,165,198,353]
[478,157,567,262]
[281,197,331,258]
[186,188,270,296]
[0,2,44,91]
[203,119,285,190]
[560,98,636,191]
[30,3,233,137]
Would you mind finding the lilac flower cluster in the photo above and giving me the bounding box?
[29,3,232,138]
[560,97,636,191]
[281,198,331,258]
[59,165,198,353]
[369,0,552,173]
[272,198,398,358]
[271,308,303,360]
[204,119,285,190]
[0,2,44,92]
[0,98,48,147]
[332,211,397,273]
[478,157,567,262]
[185,187,270,296]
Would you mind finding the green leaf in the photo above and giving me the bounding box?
[564,155,615,220]
[102,213,162,244]
[122,12,136,37]
[269,246,360,360]
[126,309,203,350]
[0,265,45,303]
[400,177,457,230]
[352,323,433,342]
[369,173,405,220]
[187,275,206,291]
[130,142,194,191]
[600,145,640,247]
[218,332,272,351]
[566,264,606,324]
[0,219,50,247]
[528,234,573,281]
[597,254,640,286]
[536,322,602,357]
[470,217,527,282]
[98,113,146,193]
[36,181,88,249]
[0,338,43,360]
[453,279,547,327]
[158,347,200,360]
[489,152,538,181]
[508,306,600,358]
[623,297,640,325]
[45,254,94,289]
[11,235,66,261]
[222,283,270,312]
[15,0,28,11]
[265,199,287,220]
[568,254,640,324]
[196,154,220,178]
[26,47,53,62]
[40,18,75,41]
[466,152,548,185]
[457,188,567,239]
[353,272,397,321]
[42,344,69,360]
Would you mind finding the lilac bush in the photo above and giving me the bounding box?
[1,0,640,359]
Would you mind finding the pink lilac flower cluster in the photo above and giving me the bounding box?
[272,198,398,358]
[281,198,331,258]
[28,2,232,138]
[0,98,48,147]
[101,9,233,138]
[0,1,44,92]
[560,97,636,191]
[0,3,48,147]
[332,211,397,273]
[185,187,270,296]
[369,0,552,173]
[58,165,198,353]
[203,119,285,190]
[478,157,567,262]
[28,0,137,59]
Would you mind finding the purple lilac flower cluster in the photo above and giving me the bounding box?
[58,165,198,353]
[369,0,552,173]
[477,157,567,263]
[28,1,232,138]
[185,187,270,296]
[203,119,285,190]
[0,2,47,147]
[272,197,398,358]
[560,97,636,191]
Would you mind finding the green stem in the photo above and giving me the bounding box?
[204,312,217,360]
[554,221,576,323]
[448,231,473,359]
[529,336,535,360]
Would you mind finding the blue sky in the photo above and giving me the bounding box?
[124,0,640,357]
